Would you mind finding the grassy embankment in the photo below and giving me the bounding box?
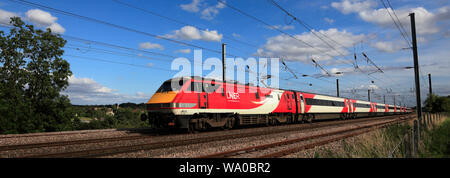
[310,115,449,158]
[420,117,450,158]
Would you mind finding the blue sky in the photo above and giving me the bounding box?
[0,0,449,106]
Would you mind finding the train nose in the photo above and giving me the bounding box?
[147,91,178,104]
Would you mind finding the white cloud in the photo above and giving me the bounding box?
[165,25,223,42]
[46,23,65,34]
[169,25,202,40]
[371,40,403,53]
[266,25,295,30]
[331,0,450,35]
[201,0,226,20]
[26,9,57,26]
[0,9,65,33]
[436,6,450,20]
[63,75,152,105]
[66,75,113,93]
[324,17,335,24]
[256,28,365,63]
[175,49,192,54]
[0,9,19,25]
[181,0,203,13]
[139,42,164,50]
[331,0,377,14]
[181,0,226,20]
[201,28,223,41]
[25,9,65,34]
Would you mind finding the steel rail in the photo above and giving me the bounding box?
[19,114,412,158]
[199,115,414,158]
[259,116,414,158]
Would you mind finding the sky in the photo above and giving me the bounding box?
[0,0,449,106]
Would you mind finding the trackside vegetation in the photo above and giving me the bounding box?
[310,116,448,158]
[0,17,73,134]
[311,124,412,158]
[308,93,450,158]
[419,118,450,158]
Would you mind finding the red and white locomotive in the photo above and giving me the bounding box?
[141,76,412,131]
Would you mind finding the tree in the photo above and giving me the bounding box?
[424,93,450,113]
[0,17,73,134]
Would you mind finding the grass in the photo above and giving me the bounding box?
[419,117,450,158]
[312,124,409,158]
[309,115,448,158]
[79,117,93,123]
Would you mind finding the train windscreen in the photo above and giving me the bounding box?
[156,80,184,92]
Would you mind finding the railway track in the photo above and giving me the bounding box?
[0,134,150,152]
[0,128,157,139]
[198,115,415,158]
[0,128,181,152]
[11,114,413,158]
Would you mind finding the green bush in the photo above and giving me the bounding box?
[424,94,450,113]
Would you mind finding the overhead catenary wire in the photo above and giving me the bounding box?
[268,0,403,91]
[385,0,411,42]
[0,0,414,102]
[64,35,178,59]
[0,23,265,83]
[128,0,398,92]
[64,44,173,63]
[8,0,336,89]
[268,0,412,92]
[268,0,356,62]
[8,0,241,58]
[217,0,400,91]
[379,0,412,47]
[215,0,372,90]
[214,0,354,66]
[65,54,177,72]
[65,40,302,88]
[111,0,261,50]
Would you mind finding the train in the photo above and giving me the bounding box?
[140,76,412,131]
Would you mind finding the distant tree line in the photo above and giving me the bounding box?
[72,106,149,130]
[72,102,146,110]
[424,94,450,113]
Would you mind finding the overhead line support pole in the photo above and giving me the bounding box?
[410,13,422,145]
[222,43,226,82]
[409,13,422,125]
[336,79,340,97]
[428,73,432,96]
